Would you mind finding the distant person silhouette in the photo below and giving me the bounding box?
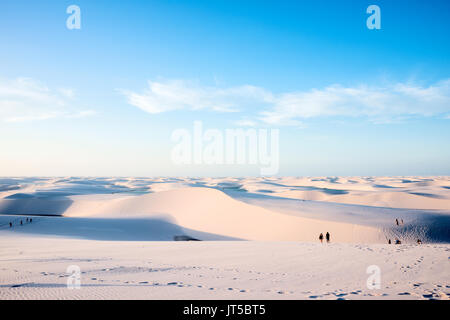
[388,239,391,244]
[20,220,23,226]
[396,219,399,226]
[417,239,422,244]
[395,239,402,244]
[326,232,330,243]
[30,218,32,223]
[9,222,12,228]
[319,233,324,243]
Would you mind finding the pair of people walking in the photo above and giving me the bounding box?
[319,232,330,243]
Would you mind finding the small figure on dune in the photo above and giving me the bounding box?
[388,239,391,244]
[319,233,324,243]
[20,220,23,226]
[396,218,399,226]
[395,239,402,244]
[417,239,422,245]
[326,232,330,243]
[9,222,12,228]
[30,218,32,223]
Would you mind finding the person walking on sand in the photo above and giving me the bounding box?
[326,232,330,243]
[20,220,23,226]
[319,233,324,243]
[396,218,399,226]
[9,222,12,228]
[388,239,391,244]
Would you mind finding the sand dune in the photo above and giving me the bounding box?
[235,176,450,210]
[0,188,384,242]
[0,177,449,300]
[1,177,449,244]
[62,187,385,242]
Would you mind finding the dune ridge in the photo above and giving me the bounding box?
[1,177,449,243]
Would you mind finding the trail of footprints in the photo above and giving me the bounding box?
[23,263,297,296]
[399,255,424,273]
[5,258,449,300]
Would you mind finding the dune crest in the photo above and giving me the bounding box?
[60,187,382,242]
[1,177,449,243]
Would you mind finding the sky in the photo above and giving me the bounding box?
[0,0,449,176]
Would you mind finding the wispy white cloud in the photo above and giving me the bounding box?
[0,77,94,122]
[260,80,450,125]
[119,79,273,114]
[122,79,450,126]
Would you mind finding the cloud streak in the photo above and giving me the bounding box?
[119,80,273,114]
[0,77,94,122]
[261,80,450,124]
[121,79,450,125]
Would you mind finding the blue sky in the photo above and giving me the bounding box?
[0,0,449,176]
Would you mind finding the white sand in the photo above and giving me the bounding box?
[0,236,448,300]
[0,176,449,299]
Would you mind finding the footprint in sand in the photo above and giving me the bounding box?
[334,293,347,297]
[350,290,362,295]
[423,293,440,300]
